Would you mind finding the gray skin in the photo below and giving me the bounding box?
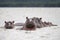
[32,17,45,28]
[4,21,14,29]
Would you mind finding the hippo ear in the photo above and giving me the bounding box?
[26,17,28,19]
[12,21,15,23]
[5,21,7,23]
[40,18,42,20]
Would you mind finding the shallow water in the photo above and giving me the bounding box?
[0,26,60,40]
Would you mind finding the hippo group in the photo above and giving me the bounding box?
[4,17,57,30]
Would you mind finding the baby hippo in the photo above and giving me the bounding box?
[4,21,15,29]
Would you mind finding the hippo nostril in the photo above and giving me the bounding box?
[26,23,35,28]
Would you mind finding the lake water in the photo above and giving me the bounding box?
[0,8,60,40]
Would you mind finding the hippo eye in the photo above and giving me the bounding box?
[6,23,9,25]
[10,23,12,24]
[32,19,34,20]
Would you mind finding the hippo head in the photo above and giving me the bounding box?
[4,21,15,29]
[25,17,35,29]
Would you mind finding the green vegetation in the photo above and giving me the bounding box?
[0,1,60,7]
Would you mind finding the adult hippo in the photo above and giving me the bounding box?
[21,17,36,30]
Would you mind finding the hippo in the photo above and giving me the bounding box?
[4,21,15,29]
[31,17,45,28]
[21,17,36,30]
